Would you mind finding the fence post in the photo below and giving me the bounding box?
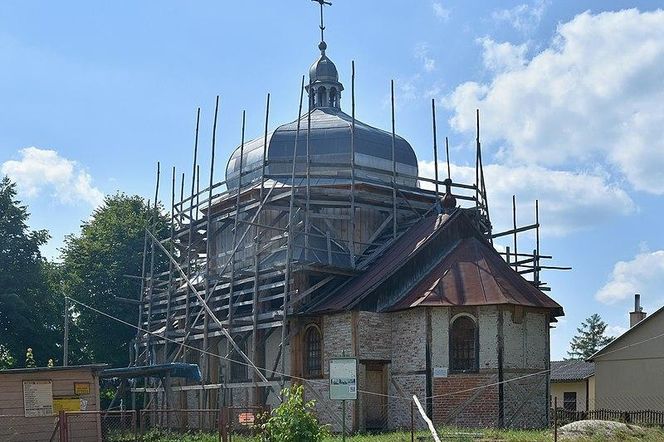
[58,411,67,442]
[132,410,138,442]
[219,406,228,442]
[410,399,414,442]
[139,410,144,441]
[553,396,558,442]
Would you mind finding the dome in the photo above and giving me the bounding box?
[225,107,418,188]
[309,53,339,83]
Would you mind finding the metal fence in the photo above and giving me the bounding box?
[45,406,268,441]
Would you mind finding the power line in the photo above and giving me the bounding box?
[66,296,664,403]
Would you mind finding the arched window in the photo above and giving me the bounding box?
[329,88,337,107]
[303,326,322,377]
[230,336,248,381]
[318,87,327,107]
[450,316,478,372]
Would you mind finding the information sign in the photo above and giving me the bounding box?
[53,396,82,413]
[329,358,357,400]
[74,382,91,395]
[23,380,54,417]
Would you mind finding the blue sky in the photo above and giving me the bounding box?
[1,1,663,360]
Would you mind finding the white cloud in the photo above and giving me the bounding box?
[447,9,664,194]
[2,147,104,207]
[492,0,548,34]
[477,37,528,73]
[415,43,436,73]
[595,250,664,304]
[432,2,450,21]
[418,161,635,236]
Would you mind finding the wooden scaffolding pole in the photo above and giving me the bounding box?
[390,80,397,239]
[350,60,356,266]
[253,93,270,405]
[431,99,439,199]
[146,162,161,366]
[227,110,246,391]
[203,95,220,408]
[163,166,176,363]
[280,76,305,389]
[512,195,518,272]
[185,108,201,353]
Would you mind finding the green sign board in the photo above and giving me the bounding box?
[329,358,357,400]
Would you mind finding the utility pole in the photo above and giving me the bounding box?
[63,288,69,367]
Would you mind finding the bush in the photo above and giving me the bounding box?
[258,384,329,442]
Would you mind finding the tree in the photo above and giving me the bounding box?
[60,193,168,367]
[258,385,329,442]
[0,177,60,366]
[567,313,614,359]
[0,344,15,369]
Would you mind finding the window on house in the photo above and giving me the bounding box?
[304,326,322,378]
[230,336,248,382]
[563,392,577,411]
[450,316,478,372]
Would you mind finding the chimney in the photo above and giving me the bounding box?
[630,293,647,328]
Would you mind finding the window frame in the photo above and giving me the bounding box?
[563,392,577,411]
[302,324,323,379]
[449,314,479,373]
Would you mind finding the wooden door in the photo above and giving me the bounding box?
[364,363,387,430]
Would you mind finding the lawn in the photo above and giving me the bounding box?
[125,425,664,441]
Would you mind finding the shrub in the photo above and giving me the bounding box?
[258,384,329,442]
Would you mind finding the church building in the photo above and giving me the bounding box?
[138,1,564,432]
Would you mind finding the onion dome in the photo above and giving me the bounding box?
[224,19,417,189]
[225,107,418,188]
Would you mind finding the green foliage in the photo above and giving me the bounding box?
[0,344,16,369]
[258,384,330,442]
[0,177,61,366]
[60,193,168,367]
[568,313,614,359]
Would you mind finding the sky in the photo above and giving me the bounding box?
[1,1,663,360]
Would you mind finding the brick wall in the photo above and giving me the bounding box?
[389,373,426,430]
[391,309,426,373]
[357,311,391,360]
[502,371,549,428]
[432,373,499,428]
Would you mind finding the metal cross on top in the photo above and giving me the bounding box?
[312,0,332,44]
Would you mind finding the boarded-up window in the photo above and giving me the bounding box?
[450,316,478,372]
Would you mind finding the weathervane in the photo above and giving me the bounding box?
[312,0,332,47]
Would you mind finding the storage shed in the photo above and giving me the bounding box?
[0,364,106,442]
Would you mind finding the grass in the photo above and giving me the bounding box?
[111,425,664,441]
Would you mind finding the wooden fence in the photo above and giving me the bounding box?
[552,407,664,427]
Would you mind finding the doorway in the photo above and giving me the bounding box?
[363,362,388,430]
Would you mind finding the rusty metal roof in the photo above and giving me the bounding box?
[304,209,563,317]
[304,212,455,314]
[388,236,563,314]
